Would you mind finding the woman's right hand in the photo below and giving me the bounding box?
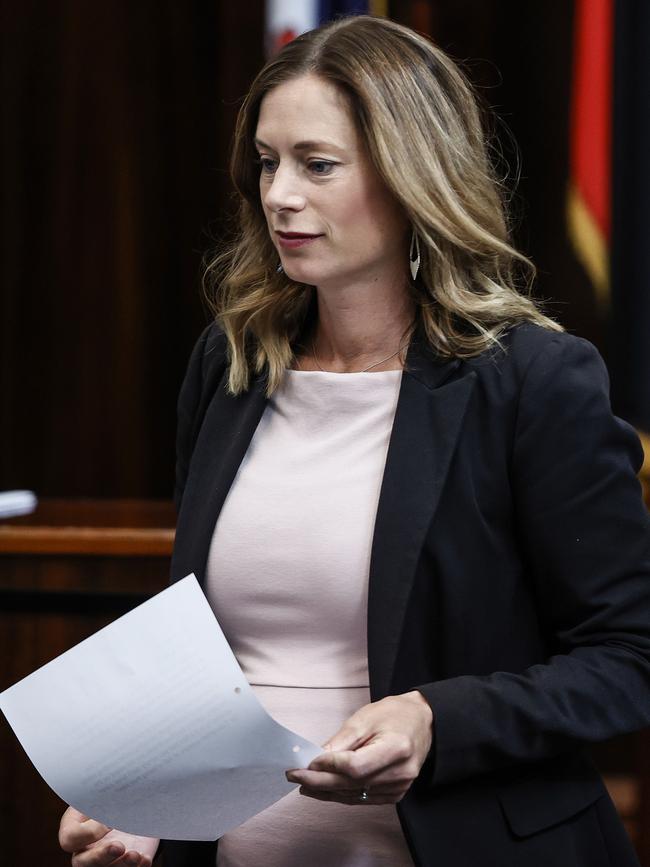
[59,806,159,866]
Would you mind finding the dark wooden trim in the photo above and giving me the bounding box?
[0,586,152,614]
[0,526,174,556]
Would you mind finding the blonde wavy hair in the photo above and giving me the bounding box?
[204,14,562,395]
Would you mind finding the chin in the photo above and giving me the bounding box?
[281,263,320,285]
[287,259,349,286]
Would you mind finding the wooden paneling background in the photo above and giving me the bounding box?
[0,0,265,497]
[1,0,606,501]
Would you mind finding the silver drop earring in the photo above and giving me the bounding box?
[276,262,284,274]
[409,229,421,281]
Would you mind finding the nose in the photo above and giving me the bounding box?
[262,165,306,213]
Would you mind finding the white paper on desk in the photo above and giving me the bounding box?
[0,489,37,518]
[0,574,323,841]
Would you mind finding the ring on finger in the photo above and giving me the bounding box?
[358,787,370,803]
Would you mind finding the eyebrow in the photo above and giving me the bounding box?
[254,137,346,154]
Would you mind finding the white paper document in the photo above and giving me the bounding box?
[0,574,323,840]
[0,489,37,518]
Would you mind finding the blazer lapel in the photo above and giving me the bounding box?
[367,341,477,699]
[171,372,268,585]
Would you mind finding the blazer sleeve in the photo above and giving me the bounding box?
[416,333,650,787]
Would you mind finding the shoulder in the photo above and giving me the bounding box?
[177,322,228,419]
[481,324,643,473]
[455,323,630,458]
[452,325,644,493]
[468,322,601,371]
[191,321,228,372]
[464,323,609,398]
[181,322,228,391]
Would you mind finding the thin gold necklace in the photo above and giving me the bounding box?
[308,337,409,373]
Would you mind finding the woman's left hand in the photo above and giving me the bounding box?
[285,690,434,805]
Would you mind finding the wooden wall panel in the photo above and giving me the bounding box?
[0,0,265,498]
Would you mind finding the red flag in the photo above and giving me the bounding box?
[567,0,613,305]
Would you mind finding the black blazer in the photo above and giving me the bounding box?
[163,322,650,867]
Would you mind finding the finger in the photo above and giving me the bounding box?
[71,841,127,867]
[120,852,149,867]
[303,783,409,798]
[309,737,405,780]
[72,846,149,867]
[290,767,410,794]
[288,768,358,790]
[322,699,405,753]
[321,719,371,752]
[59,810,112,853]
[289,755,412,791]
[308,749,362,777]
[299,787,406,805]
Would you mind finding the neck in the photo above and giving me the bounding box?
[302,275,415,373]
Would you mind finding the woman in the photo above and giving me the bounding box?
[59,14,650,867]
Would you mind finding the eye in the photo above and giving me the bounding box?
[256,156,277,174]
[309,160,335,176]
